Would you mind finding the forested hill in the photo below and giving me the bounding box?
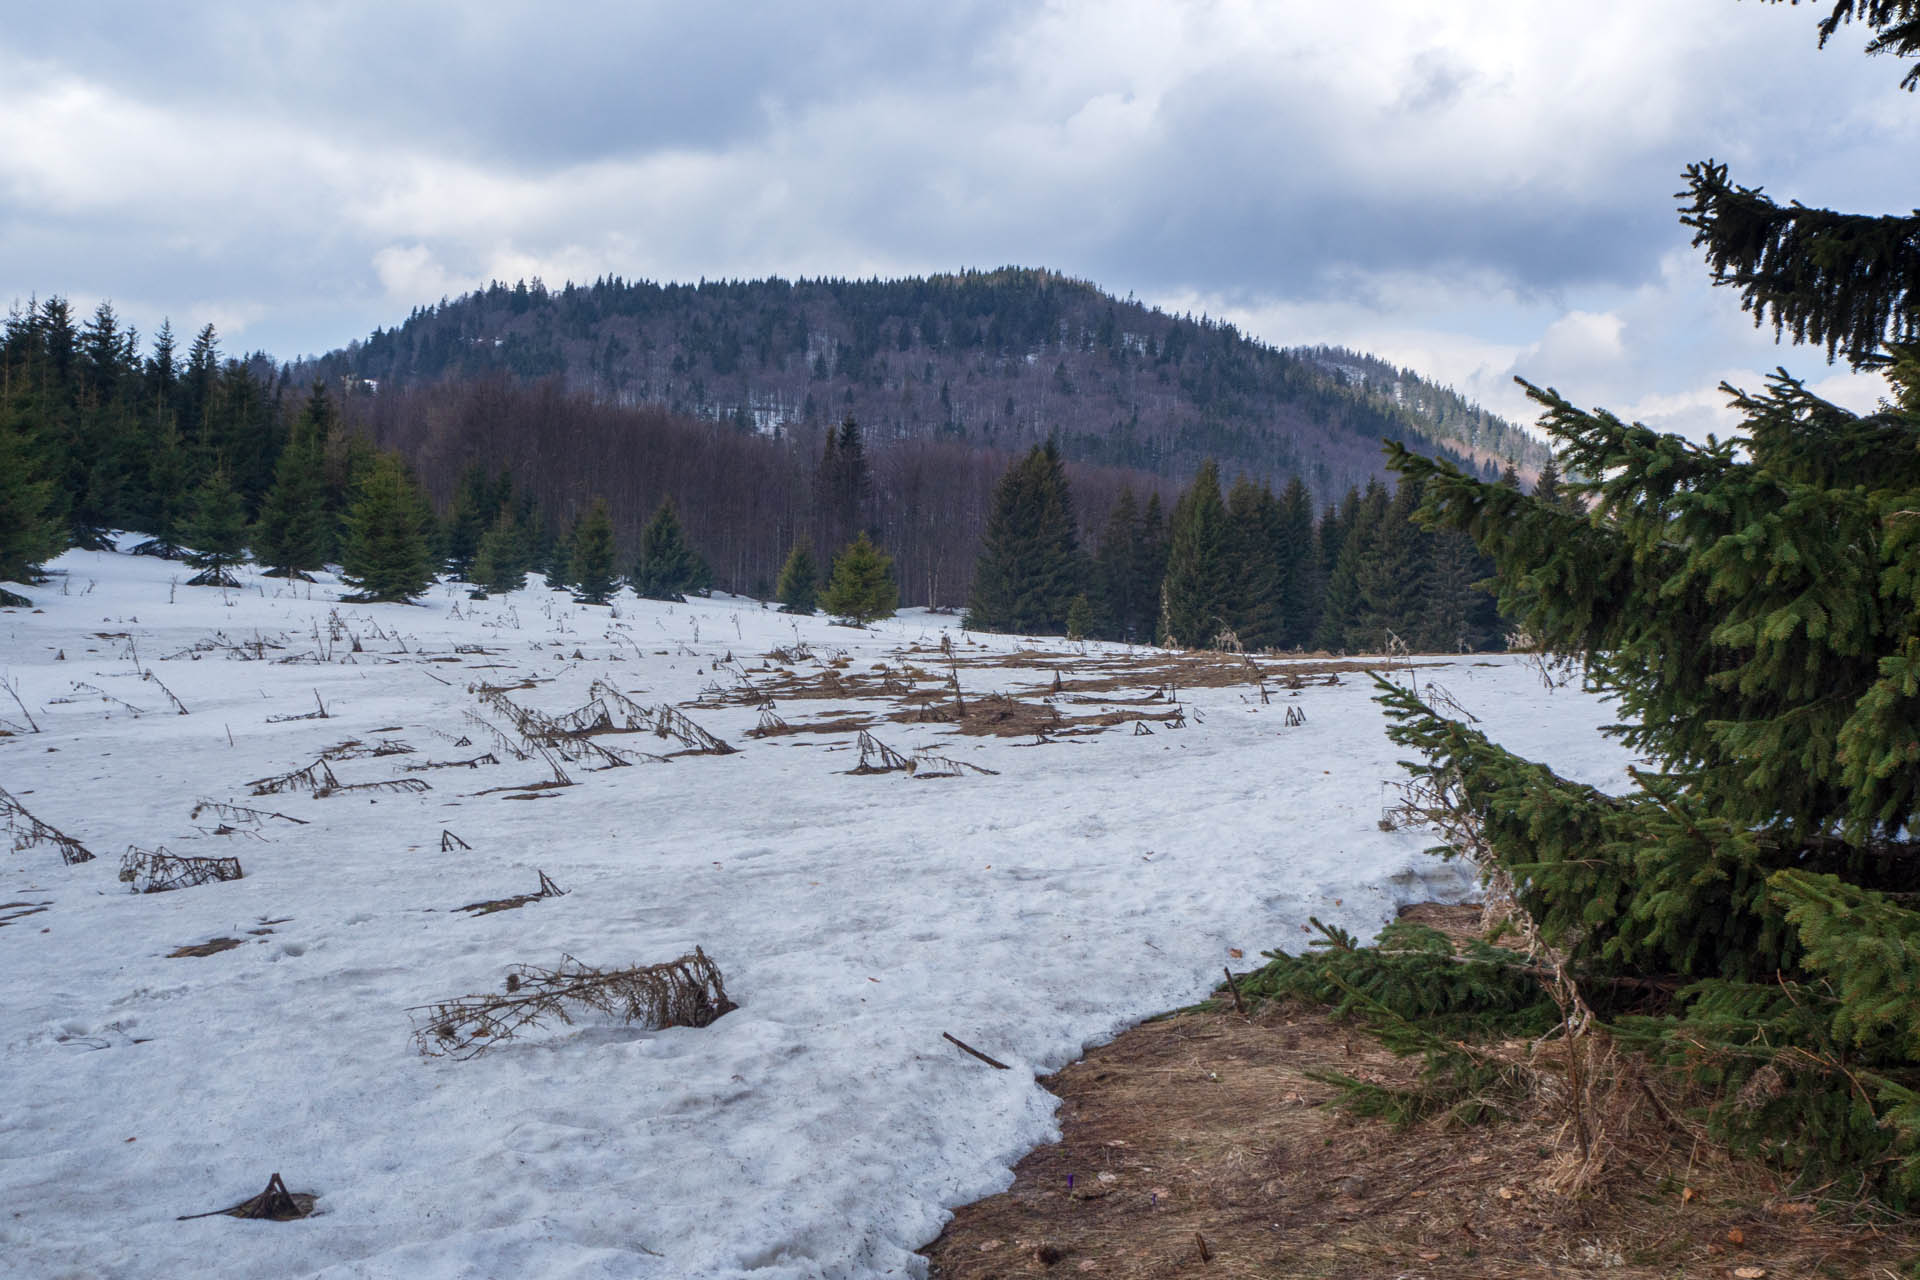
[300,268,1545,500]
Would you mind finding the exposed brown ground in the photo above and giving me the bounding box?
[923,906,1920,1280]
[727,643,1403,740]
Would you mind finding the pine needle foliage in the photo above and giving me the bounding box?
[1238,918,1557,1041]
[1234,919,1552,1128]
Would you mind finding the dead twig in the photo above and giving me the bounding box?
[0,784,95,864]
[0,675,40,733]
[943,1031,1011,1070]
[119,846,243,893]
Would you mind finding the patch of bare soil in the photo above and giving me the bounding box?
[924,906,1920,1280]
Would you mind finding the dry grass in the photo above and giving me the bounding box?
[168,937,245,958]
[924,906,1920,1280]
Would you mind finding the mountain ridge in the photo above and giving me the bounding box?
[299,267,1546,504]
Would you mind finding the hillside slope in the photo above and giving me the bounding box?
[304,268,1545,502]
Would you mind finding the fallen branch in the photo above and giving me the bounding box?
[0,784,95,864]
[410,948,735,1059]
[189,799,309,826]
[458,869,567,915]
[141,669,189,714]
[119,846,243,893]
[943,1031,1010,1070]
[265,690,330,723]
[0,675,40,733]
[247,759,340,796]
[848,730,913,775]
[177,1171,313,1221]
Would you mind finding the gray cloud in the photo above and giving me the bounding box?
[2,1,1910,433]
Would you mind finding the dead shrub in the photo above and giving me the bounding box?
[410,948,736,1059]
[0,784,95,864]
[119,846,243,893]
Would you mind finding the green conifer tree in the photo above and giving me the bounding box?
[1224,477,1283,650]
[821,532,897,625]
[1133,492,1170,642]
[1315,482,1387,652]
[1065,592,1094,641]
[965,443,1082,634]
[1092,487,1141,641]
[340,452,436,603]
[1160,460,1234,647]
[1370,3,1920,1202]
[181,463,249,586]
[1274,476,1319,649]
[630,496,710,601]
[568,499,620,605]
[0,406,62,604]
[470,507,528,596]
[1354,476,1430,652]
[252,410,330,578]
[775,537,819,614]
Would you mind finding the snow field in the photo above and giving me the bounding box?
[0,546,1632,1278]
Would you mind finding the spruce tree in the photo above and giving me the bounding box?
[1372,5,1920,1202]
[134,417,193,559]
[1274,476,1319,649]
[814,415,873,553]
[1133,492,1170,641]
[470,507,528,596]
[630,496,710,601]
[1315,482,1387,652]
[1160,460,1233,647]
[442,462,495,579]
[965,443,1082,635]
[821,532,897,625]
[1224,477,1283,650]
[181,463,249,586]
[0,406,62,604]
[1092,487,1141,641]
[775,537,819,614]
[1065,592,1094,641]
[340,452,436,603]
[252,409,330,578]
[1353,476,1430,652]
[568,498,620,605]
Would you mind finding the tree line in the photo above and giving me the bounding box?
[4,296,1543,650]
[961,442,1568,652]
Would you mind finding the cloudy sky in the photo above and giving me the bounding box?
[3,1,1912,438]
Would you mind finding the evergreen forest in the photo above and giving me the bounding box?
[0,292,1531,650]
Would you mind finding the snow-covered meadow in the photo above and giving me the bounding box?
[0,546,1632,1279]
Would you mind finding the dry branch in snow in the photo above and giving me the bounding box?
[189,799,309,826]
[848,730,914,774]
[119,846,243,893]
[457,869,567,915]
[0,785,95,864]
[247,758,340,796]
[410,948,736,1059]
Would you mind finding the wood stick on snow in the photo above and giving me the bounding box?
[943,1031,1010,1070]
